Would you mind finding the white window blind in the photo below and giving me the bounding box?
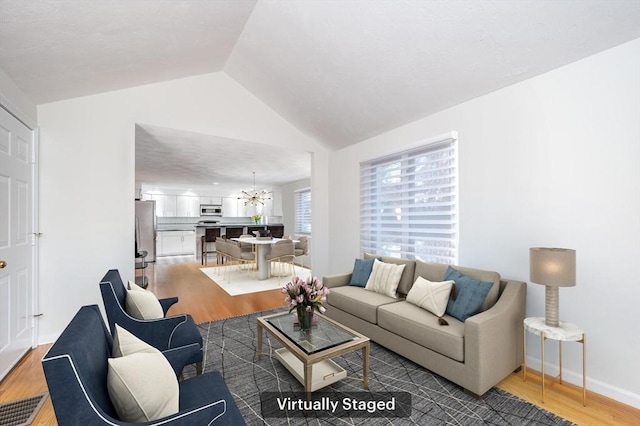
[360,134,458,264]
[295,188,312,235]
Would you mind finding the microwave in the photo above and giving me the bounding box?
[200,204,222,216]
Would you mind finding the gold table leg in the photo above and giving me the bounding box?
[541,332,546,403]
[523,323,527,381]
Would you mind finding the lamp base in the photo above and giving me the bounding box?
[545,285,560,327]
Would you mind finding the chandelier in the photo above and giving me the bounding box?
[238,172,271,206]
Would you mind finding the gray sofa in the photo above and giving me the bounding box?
[323,254,526,396]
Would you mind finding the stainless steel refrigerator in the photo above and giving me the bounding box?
[135,200,156,262]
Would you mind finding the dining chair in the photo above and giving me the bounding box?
[266,239,295,283]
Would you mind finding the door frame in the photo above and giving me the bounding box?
[0,97,40,348]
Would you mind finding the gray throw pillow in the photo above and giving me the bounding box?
[444,266,493,322]
[349,258,375,287]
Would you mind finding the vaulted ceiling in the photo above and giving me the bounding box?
[1,0,639,151]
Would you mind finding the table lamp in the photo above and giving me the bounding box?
[529,247,576,327]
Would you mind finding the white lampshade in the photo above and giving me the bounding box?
[529,247,576,327]
[530,247,576,287]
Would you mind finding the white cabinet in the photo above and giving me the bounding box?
[177,196,200,217]
[200,196,222,205]
[157,230,195,256]
[151,195,177,217]
[222,197,238,217]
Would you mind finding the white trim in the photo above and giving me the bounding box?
[0,96,37,130]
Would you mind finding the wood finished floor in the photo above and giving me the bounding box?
[1,257,638,425]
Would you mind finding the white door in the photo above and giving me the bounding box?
[0,107,36,380]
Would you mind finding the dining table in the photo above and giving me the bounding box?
[231,237,297,280]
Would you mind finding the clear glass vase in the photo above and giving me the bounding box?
[297,306,314,331]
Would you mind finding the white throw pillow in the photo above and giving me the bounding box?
[365,259,406,298]
[112,324,158,358]
[128,280,145,292]
[406,277,454,317]
[107,352,179,422]
[125,287,163,320]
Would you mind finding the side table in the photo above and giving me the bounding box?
[523,317,586,406]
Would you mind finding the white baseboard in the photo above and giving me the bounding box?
[525,355,640,409]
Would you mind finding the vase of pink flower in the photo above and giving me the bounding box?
[282,276,330,331]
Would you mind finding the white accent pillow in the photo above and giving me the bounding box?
[112,324,158,358]
[107,352,179,422]
[365,259,406,298]
[128,280,145,292]
[406,277,454,317]
[125,287,163,320]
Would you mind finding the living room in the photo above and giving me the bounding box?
[0,1,638,424]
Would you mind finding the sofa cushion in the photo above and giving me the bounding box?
[112,324,158,358]
[406,277,454,317]
[349,258,376,287]
[378,301,465,362]
[364,253,416,296]
[444,266,494,322]
[413,260,501,312]
[365,259,405,298]
[107,351,179,422]
[327,285,397,324]
[125,286,164,320]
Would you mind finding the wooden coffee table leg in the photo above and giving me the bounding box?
[304,362,312,400]
[257,322,263,360]
[362,343,370,389]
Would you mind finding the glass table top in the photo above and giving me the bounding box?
[266,311,359,355]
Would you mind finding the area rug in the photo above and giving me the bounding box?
[185,310,574,425]
[200,264,312,296]
[0,393,48,426]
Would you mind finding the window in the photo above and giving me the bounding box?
[360,133,458,264]
[295,188,311,235]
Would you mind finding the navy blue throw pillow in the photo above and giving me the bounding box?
[349,258,376,287]
[444,266,493,322]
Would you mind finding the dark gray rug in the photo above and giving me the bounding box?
[185,309,573,425]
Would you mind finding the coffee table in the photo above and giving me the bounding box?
[257,311,370,393]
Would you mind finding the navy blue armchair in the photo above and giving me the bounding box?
[42,305,245,425]
[99,269,203,374]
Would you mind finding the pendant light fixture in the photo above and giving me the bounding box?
[238,171,271,206]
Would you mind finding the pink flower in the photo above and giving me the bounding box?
[319,306,326,313]
[305,305,312,312]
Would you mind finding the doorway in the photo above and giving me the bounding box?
[0,106,38,380]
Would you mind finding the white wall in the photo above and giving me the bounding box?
[36,72,329,343]
[327,39,640,407]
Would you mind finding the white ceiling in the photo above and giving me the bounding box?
[135,124,311,195]
[2,0,639,152]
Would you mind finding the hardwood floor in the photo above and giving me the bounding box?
[1,257,638,425]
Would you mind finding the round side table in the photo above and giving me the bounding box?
[523,317,586,406]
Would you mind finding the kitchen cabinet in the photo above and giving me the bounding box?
[200,196,222,205]
[157,230,195,256]
[177,195,200,217]
[222,197,238,217]
[151,195,177,217]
